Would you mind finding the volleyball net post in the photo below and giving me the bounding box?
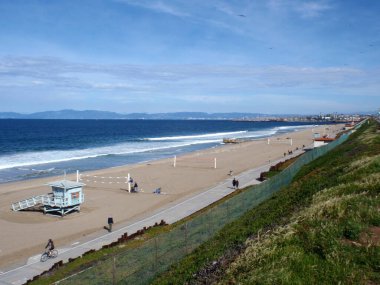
[127,173,131,193]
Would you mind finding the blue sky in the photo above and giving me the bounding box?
[0,0,379,114]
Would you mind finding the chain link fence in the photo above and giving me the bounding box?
[58,124,363,285]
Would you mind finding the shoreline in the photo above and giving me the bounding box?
[0,124,343,269]
[0,123,325,185]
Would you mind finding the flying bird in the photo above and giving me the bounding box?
[238,14,246,17]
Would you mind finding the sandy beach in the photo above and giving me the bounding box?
[0,124,343,269]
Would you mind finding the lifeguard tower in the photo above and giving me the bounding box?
[11,180,85,216]
[44,180,85,215]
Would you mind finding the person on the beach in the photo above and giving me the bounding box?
[108,216,114,232]
[232,178,236,188]
[133,182,138,192]
[45,239,55,256]
[236,180,239,189]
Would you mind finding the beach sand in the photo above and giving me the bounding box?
[0,124,343,268]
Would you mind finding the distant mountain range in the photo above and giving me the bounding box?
[0,109,374,120]
[0,110,276,120]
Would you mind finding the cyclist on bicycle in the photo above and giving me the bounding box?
[45,239,55,256]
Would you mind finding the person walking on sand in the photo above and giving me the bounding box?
[133,182,138,192]
[232,178,236,188]
[235,180,239,189]
[107,216,114,232]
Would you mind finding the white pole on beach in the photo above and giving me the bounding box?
[127,173,131,193]
[76,170,79,182]
[174,155,176,168]
[290,138,293,146]
[267,138,270,145]
[214,158,217,169]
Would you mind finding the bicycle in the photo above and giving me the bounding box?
[40,249,58,262]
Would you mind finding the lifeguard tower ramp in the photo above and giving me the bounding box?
[12,195,45,211]
[11,180,85,216]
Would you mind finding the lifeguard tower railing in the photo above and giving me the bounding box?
[11,193,72,212]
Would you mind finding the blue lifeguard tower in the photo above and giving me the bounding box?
[44,180,85,215]
[11,180,85,216]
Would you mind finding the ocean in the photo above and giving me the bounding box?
[0,119,319,183]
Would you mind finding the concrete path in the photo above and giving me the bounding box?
[0,150,303,285]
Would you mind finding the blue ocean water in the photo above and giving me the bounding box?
[0,119,318,183]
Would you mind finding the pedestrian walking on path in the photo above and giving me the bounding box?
[235,180,239,189]
[107,216,114,232]
[232,178,237,188]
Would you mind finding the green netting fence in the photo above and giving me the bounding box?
[58,122,365,285]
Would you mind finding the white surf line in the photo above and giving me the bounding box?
[0,158,279,278]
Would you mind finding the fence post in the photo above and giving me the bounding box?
[226,201,230,221]
[206,213,212,236]
[184,223,189,254]
[154,237,158,270]
[112,255,116,285]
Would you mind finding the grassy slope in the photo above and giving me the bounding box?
[153,120,380,284]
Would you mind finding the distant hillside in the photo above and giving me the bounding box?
[0,110,268,120]
[0,112,24,119]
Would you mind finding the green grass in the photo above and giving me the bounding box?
[152,119,380,284]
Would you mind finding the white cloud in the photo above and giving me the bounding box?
[1,55,379,115]
[114,0,189,17]
[1,56,378,94]
[268,0,332,18]
[295,1,332,18]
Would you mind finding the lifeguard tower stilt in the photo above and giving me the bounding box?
[11,180,85,217]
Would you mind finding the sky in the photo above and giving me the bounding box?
[0,0,379,114]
